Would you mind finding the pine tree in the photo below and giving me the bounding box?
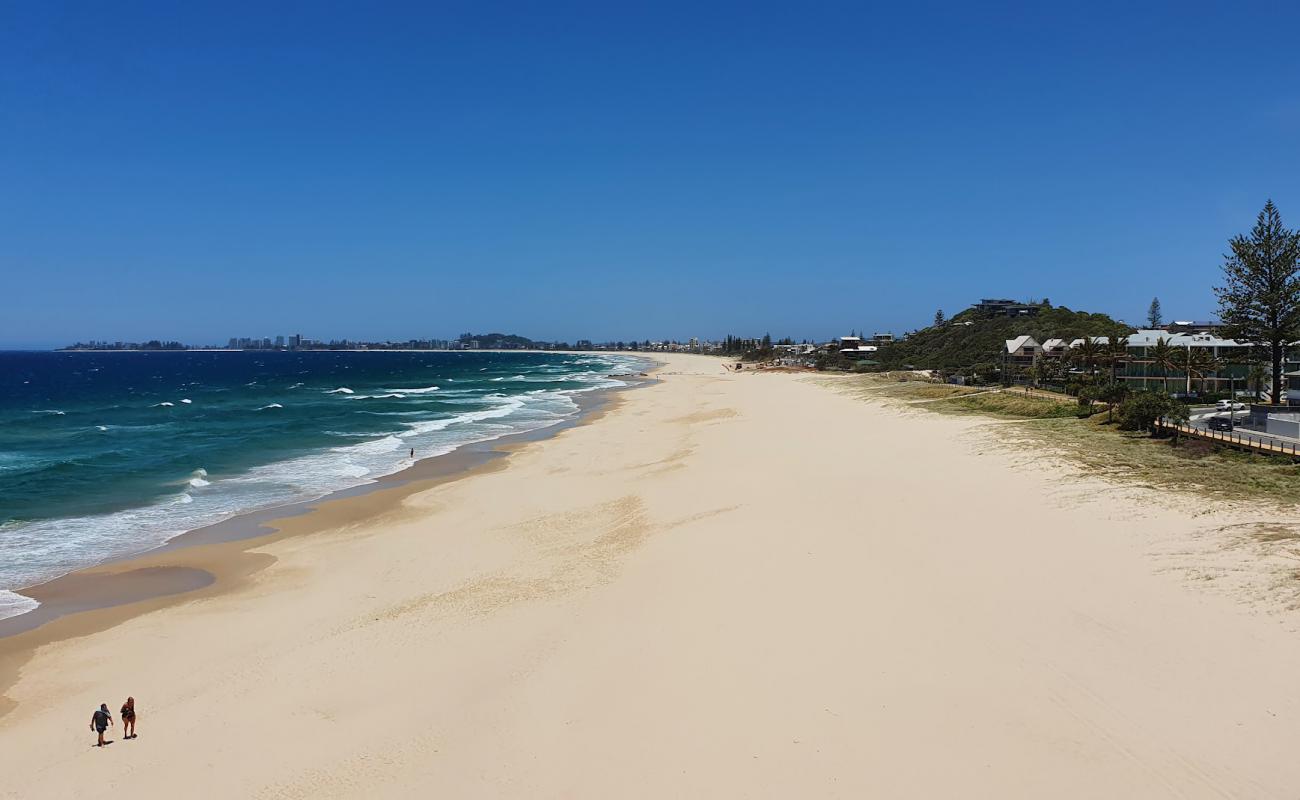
[933,309,946,327]
[1214,200,1300,404]
[1147,297,1162,328]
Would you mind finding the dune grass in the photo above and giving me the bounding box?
[936,391,1083,419]
[827,372,1300,506]
[1009,415,1300,505]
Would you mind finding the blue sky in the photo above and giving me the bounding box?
[3,1,1299,348]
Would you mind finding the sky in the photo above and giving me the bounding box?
[3,1,1300,348]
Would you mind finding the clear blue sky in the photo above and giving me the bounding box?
[3,1,1299,348]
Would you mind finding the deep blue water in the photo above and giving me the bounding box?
[0,350,647,618]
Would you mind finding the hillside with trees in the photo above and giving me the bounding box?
[876,303,1130,374]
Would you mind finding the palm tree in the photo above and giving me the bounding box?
[1103,333,1130,382]
[1196,350,1221,396]
[1150,336,1178,394]
[1249,361,1267,402]
[1100,380,1129,424]
[1173,346,1215,396]
[1070,337,1101,375]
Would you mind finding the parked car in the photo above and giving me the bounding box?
[1216,399,1246,411]
[1207,414,1234,431]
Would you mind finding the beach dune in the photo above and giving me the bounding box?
[2,353,1299,798]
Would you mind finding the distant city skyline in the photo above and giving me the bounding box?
[3,2,1299,349]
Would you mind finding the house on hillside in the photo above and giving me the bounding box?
[837,336,879,361]
[1003,335,1041,373]
[1040,338,1070,359]
[977,298,1044,317]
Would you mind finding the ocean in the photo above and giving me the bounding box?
[0,350,649,620]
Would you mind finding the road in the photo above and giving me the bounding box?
[1186,406,1300,449]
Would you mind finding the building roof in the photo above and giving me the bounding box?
[1005,335,1039,354]
[1126,328,1246,348]
[1041,338,1067,350]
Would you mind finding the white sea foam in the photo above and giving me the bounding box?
[95,425,109,431]
[188,468,211,488]
[180,398,192,404]
[325,387,354,394]
[381,386,439,394]
[0,590,38,622]
[153,402,175,407]
[259,403,284,410]
[32,409,65,415]
[0,355,654,597]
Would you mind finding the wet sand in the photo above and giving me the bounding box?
[3,354,1300,798]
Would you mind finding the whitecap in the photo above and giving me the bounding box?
[258,403,284,410]
[180,398,192,404]
[325,387,354,394]
[32,409,66,416]
[382,386,438,394]
[95,425,108,431]
[153,402,175,408]
[189,468,211,488]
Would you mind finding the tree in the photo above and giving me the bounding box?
[1103,333,1130,382]
[934,309,946,327]
[1147,297,1163,328]
[1172,346,1215,396]
[1249,362,1267,402]
[1118,389,1188,434]
[1214,200,1300,404]
[1149,336,1177,394]
[1070,337,1101,375]
[1098,380,1129,424]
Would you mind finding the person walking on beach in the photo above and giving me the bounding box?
[120,696,137,739]
[89,703,113,747]
[410,447,414,459]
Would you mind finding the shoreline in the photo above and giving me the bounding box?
[0,370,654,649]
[9,353,1300,796]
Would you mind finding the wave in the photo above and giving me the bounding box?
[0,590,38,622]
[346,393,406,400]
[259,403,284,410]
[381,386,439,394]
[0,354,654,598]
[31,409,65,415]
[153,402,175,407]
[180,399,193,404]
[95,425,108,431]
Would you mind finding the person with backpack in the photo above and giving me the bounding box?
[89,703,113,747]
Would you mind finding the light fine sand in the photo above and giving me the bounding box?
[2,353,1298,798]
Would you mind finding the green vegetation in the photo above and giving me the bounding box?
[875,304,1128,373]
[830,372,1298,506]
[1214,200,1300,404]
[943,392,1083,419]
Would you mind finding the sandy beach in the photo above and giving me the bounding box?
[2,352,1299,798]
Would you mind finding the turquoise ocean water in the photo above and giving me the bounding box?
[0,350,648,620]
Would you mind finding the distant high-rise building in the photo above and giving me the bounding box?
[275,335,285,348]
